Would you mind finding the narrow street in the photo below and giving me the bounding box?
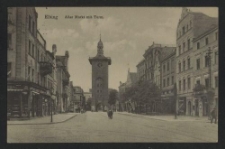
[7,112,218,143]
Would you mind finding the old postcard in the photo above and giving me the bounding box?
[7,7,218,143]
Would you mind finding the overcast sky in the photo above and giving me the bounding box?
[35,7,218,92]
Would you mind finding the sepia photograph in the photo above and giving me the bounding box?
[7,7,218,143]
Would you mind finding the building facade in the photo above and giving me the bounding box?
[176,7,218,116]
[160,48,176,114]
[56,51,70,112]
[89,37,111,111]
[74,86,84,112]
[7,7,55,119]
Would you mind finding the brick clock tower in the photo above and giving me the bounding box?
[89,36,111,111]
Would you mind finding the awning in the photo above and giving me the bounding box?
[7,89,24,92]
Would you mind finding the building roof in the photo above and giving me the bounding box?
[136,59,145,67]
[160,47,176,62]
[191,12,218,38]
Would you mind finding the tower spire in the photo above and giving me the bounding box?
[97,34,104,56]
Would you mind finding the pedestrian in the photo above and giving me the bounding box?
[210,108,217,124]
[107,108,113,119]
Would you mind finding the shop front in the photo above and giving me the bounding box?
[7,81,49,119]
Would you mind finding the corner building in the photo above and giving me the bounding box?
[89,37,111,111]
[176,7,218,116]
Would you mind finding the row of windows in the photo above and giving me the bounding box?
[196,52,218,70]
[178,38,191,55]
[178,77,191,91]
[177,20,192,38]
[196,32,218,50]
[163,76,174,87]
[178,76,218,92]
[178,57,191,73]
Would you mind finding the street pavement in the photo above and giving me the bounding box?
[7,111,218,143]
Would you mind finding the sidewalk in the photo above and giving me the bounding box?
[117,112,209,123]
[7,113,78,125]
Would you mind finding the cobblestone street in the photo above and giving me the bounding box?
[7,112,218,143]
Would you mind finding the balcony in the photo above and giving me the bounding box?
[39,61,53,76]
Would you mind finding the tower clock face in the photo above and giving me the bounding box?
[97,62,103,68]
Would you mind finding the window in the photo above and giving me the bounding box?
[187,39,190,50]
[7,62,11,77]
[190,20,192,27]
[29,40,31,55]
[172,76,174,85]
[188,77,191,89]
[163,79,165,87]
[215,32,218,40]
[188,57,190,69]
[205,78,209,88]
[205,37,209,45]
[196,80,200,85]
[183,60,186,71]
[183,42,186,52]
[32,44,34,57]
[37,49,39,61]
[167,78,170,86]
[32,69,34,82]
[179,80,181,91]
[183,79,186,91]
[215,51,218,64]
[179,62,181,72]
[179,45,181,55]
[196,58,200,70]
[182,26,185,35]
[215,76,218,88]
[197,42,200,49]
[32,21,35,35]
[8,33,12,47]
[29,15,31,32]
[28,67,31,81]
[163,64,165,73]
[167,61,169,71]
[205,55,209,67]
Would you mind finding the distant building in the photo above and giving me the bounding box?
[74,86,84,112]
[160,47,176,114]
[89,36,111,111]
[56,51,70,112]
[136,59,146,81]
[143,42,176,88]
